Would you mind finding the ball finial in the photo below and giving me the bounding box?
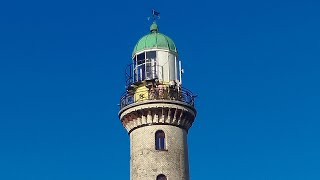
[150,22,158,33]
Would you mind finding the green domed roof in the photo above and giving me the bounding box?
[133,22,177,55]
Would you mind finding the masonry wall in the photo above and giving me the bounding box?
[130,125,189,180]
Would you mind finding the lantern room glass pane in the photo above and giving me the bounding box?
[146,51,156,59]
[146,51,157,80]
[134,52,145,82]
[133,51,158,82]
[137,53,145,61]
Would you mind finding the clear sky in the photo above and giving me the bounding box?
[0,0,319,179]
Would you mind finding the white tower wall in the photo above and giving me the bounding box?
[156,51,178,83]
[168,53,176,81]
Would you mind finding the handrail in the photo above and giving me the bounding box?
[125,60,163,87]
[119,87,195,109]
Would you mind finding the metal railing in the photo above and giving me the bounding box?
[125,61,163,87]
[119,87,195,109]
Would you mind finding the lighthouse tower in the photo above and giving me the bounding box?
[119,20,197,180]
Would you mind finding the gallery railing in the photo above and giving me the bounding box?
[119,87,195,109]
[124,61,163,87]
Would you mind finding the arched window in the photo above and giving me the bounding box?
[155,130,166,150]
[156,174,167,180]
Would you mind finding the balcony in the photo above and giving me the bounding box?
[119,87,196,109]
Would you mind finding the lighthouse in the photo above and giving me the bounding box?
[118,19,197,180]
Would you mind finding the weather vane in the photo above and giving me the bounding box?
[148,9,160,21]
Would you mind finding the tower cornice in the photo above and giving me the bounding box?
[119,100,196,134]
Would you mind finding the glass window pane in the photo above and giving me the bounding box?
[155,130,165,150]
[146,51,156,59]
[145,59,152,80]
[137,53,145,61]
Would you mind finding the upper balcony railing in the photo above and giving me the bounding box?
[119,87,196,109]
[125,59,165,88]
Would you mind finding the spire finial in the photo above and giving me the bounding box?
[150,21,158,33]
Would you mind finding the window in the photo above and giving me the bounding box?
[145,58,152,80]
[156,174,167,180]
[155,130,166,150]
[137,53,145,61]
[135,53,146,81]
[133,51,158,82]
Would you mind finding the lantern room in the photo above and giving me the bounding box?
[125,22,183,88]
[120,21,195,109]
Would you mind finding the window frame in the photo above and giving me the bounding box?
[133,51,158,82]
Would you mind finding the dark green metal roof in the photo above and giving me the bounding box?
[132,22,177,55]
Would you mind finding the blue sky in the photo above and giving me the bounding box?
[0,0,319,179]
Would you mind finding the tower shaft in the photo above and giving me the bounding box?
[119,100,196,180]
[130,125,189,179]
